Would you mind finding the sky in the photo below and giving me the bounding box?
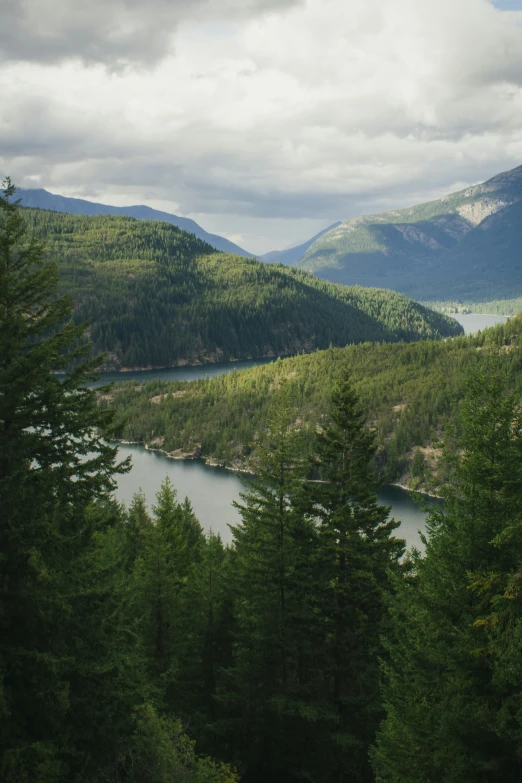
[1,0,522,254]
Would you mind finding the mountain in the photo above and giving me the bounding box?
[295,164,522,307]
[22,206,462,369]
[16,187,254,258]
[261,222,342,264]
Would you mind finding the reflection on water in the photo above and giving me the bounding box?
[114,443,437,550]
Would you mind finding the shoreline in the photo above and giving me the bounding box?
[100,352,288,374]
[116,439,256,475]
[114,439,441,495]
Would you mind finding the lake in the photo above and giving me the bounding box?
[89,357,275,388]
[89,313,507,388]
[451,313,508,334]
[105,317,482,548]
[114,443,436,549]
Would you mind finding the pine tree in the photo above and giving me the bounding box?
[224,380,318,781]
[0,180,138,779]
[132,478,205,709]
[373,364,522,782]
[124,490,153,568]
[304,367,404,783]
[0,181,237,782]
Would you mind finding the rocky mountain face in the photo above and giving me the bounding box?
[294,164,522,305]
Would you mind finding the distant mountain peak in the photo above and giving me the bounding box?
[292,162,522,306]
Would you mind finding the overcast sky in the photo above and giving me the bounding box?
[1,0,522,253]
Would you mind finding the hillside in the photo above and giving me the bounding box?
[261,222,341,264]
[105,316,522,491]
[17,187,254,258]
[22,207,461,369]
[296,164,522,309]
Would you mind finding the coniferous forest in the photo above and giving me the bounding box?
[105,315,522,491]
[22,206,461,369]
[3,181,522,783]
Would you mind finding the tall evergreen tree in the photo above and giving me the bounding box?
[0,181,237,783]
[304,367,404,783]
[131,478,205,709]
[224,380,318,781]
[373,365,522,782]
[0,177,135,779]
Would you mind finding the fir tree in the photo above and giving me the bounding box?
[305,367,404,783]
[373,364,522,782]
[224,380,317,781]
[0,181,237,783]
[0,177,134,780]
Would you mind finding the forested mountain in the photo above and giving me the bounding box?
[105,316,522,490]
[22,207,461,369]
[261,221,341,264]
[295,163,522,308]
[17,186,254,257]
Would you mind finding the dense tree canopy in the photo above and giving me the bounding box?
[105,315,522,490]
[0,181,237,783]
[373,367,522,782]
[21,206,461,369]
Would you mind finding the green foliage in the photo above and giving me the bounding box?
[427,298,522,316]
[221,384,319,780]
[0,182,237,783]
[105,316,522,489]
[299,370,404,782]
[9,177,522,783]
[21,206,461,369]
[116,705,237,783]
[373,367,522,782]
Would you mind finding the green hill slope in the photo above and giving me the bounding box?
[296,164,522,307]
[105,316,522,491]
[17,187,255,257]
[23,208,461,369]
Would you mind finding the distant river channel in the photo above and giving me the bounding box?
[104,313,512,548]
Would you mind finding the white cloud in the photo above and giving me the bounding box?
[1,0,522,252]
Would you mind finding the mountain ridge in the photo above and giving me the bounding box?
[294,163,522,306]
[16,187,255,258]
[261,222,342,264]
[22,205,462,370]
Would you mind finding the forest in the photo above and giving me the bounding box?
[4,181,522,783]
[22,206,461,369]
[106,315,522,492]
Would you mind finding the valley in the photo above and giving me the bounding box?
[5,0,522,775]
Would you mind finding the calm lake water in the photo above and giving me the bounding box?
[114,443,436,549]
[90,357,275,388]
[451,313,508,334]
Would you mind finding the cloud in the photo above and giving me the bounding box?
[1,0,522,252]
[0,0,303,67]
